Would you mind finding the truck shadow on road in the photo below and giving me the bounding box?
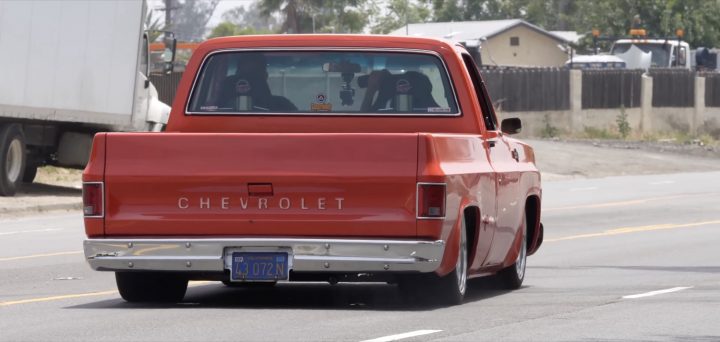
[19,183,81,196]
[68,277,523,311]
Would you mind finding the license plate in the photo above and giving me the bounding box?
[230,252,289,281]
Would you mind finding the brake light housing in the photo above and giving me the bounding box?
[417,182,446,219]
[82,182,104,218]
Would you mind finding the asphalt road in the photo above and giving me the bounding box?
[1,171,719,341]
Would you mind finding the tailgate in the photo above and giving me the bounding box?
[103,133,419,237]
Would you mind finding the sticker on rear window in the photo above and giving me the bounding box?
[310,93,332,112]
[428,107,452,113]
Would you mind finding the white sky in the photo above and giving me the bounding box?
[148,0,257,28]
[207,0,256,27]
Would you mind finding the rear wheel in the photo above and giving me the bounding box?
[400,217,468,306]
[433,219,468,305]
[0,124,26,196]
[115,272,188,303]
[496,217,527,289]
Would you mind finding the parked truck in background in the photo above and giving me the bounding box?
[610,37,691,69]
[0,0,175,196]
[583,27,691,70]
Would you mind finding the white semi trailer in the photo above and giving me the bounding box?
[0,0,174,196]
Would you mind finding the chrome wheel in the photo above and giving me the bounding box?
[423,217,469,306]
[515,228,527,280]
[5,138,22,183]
[456,222,468,295]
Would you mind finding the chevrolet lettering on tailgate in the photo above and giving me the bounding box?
[82,35,544,306]
[177,196,345,210]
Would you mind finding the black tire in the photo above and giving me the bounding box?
[399,218,467,306]
[22,164,38,183]
[115,272,188,303]
[0,124,26,196]
[432,219,468,305]
[496,215,527,290]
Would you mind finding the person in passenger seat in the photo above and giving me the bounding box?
[361,70,439,112]
[218,53,297,112]
[394,71,440,111]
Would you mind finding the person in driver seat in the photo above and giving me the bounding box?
[218,53,297,112]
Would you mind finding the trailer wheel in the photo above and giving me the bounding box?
[0,124,26,196]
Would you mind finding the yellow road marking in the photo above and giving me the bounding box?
[544,194,701,211]
[0,251,82,262]
[0,281,213,307]
[546,220,720,242]
[0,290,117,307]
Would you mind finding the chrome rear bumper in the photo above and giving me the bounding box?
[84,238,445,273]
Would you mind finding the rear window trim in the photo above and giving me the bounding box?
[184,47,462,117]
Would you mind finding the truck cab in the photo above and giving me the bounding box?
[610,39,691,69]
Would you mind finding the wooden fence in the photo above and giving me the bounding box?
[480,68,570,112]
[702,72,720,107]
[149,71,184,106]
[649,68,695,107]
[581,69,642,109]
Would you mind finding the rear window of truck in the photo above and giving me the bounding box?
[187,50,459,116]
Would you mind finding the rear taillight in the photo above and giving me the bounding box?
[82,182,104,218]
[417,183,446,219]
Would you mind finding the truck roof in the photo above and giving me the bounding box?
[198,34,459,54]
[167,34,483,134]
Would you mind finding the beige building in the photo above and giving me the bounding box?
[390,19,572,67]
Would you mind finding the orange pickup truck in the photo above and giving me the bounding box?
[82,35,543,305]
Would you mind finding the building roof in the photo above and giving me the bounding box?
[550,31,583,44]
[389,19,571,44]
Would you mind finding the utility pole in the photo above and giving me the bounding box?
[164,0,172,31]
[157,0,180,42]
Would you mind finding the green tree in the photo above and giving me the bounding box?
[418,0,720,52]
[165,0,220,42]
[432,0,463,21]
[207,22,239,39]
[221,3,279,32]
[371,0,432,34]
[258,0,371,34]
[207,22,273,39]
[573,0,720,51]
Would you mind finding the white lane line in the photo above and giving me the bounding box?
[650,180,675,185]
[622,286,693,299]
[361,330,442,342]
[0,228,63,236]
[569,187,598,192]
